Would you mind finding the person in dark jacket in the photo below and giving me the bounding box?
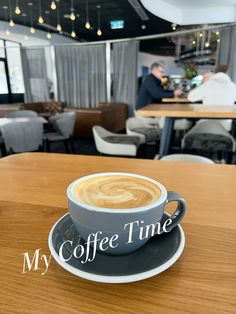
[136,63,183,110]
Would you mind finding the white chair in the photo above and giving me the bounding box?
[1,121,43,154]
[92,125,140,157]
[158,117,193,131]
[135,108,192,133]
[5,110,38,118]
[182,121,236,152]
[126,117,160,144]
[44,112,76,153]
[134,109,160,127]
[155,153,214,164]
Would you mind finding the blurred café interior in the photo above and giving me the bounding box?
[0,0,236,164]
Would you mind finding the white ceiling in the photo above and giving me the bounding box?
[141,0,236,25]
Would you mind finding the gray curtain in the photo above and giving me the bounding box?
[54,44,107,108]
[113,40,139,111]
[217,26,236,83]
[21,48,50,102]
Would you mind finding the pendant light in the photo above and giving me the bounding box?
[96,5,102,36]
[28,3,35,34]
[45,11,52,40]
[70,0,76,21]
[71,21,76,38]
[85,0,90,29]
[3,6,11,35]
[15,0,21,14]
[22,13,28,40]
[56,1,62,32]
[9,0,14,27]
[38,0,44,24]
[50,1,56,10]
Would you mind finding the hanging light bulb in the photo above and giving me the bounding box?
[38,0,44,24]
[9,19,14,27]
[199,32,203,37]
[71,31,76,38]
[70,0,76,20]
[28,3,35,34]
[85,0,90,29]
[8,0,14,27]
[216,31,220,36]
[56,24,62,31]
[205,42,210,47]
[217,38,220,43]
[96,5,102,36]
[47,32,52,39]
[38,16,44,24]
[56,1,62,32]
[70,11,76,21]
[24,34,28,40]
[50,1,56,10]
[15,0,21,15]
[6,29,11,36]
[85,21,91,29]
[192,40,196,45]
[171,23,177,31]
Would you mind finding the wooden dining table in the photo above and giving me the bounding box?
[138,104,236,158]
[162,98,189,103]
[0,152,235,313]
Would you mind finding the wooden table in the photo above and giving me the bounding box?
[0,153,235,314]
[162,98,189,103]
[138,104,236,158]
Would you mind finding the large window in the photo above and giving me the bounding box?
[0,39,25,104]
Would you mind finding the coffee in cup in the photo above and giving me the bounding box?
[72,175,162,209]
[67,172,186,255]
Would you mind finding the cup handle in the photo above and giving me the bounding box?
[161,191,186,233]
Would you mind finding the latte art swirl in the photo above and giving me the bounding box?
[73,175,161,209]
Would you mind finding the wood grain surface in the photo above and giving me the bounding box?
[138,104,236,118]
[162,98,189,103]
[0,153,235,314]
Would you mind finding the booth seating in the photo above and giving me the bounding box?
[65,103,128,138]
[20,101,64,116]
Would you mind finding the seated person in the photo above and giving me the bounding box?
[188,65,236,130]
[136,63,183,110]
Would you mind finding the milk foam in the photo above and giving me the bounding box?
[72,175,161,209]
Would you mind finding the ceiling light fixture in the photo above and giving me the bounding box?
[71,20,76,38]
[171,23,177,31]
[56,0,62,32]
[15,0,21,14]
[70,0,76,21]
[85,0,90,29]
[3,6,11,35]
[28,3,35,34]
[50,1,56,10]
[38,0,44,24]
[22,13,29,40]
[45,11,52,40]
[8,0,14,27]
[96,5,102,36]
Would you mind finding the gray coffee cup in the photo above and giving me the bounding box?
[67,172,186,255]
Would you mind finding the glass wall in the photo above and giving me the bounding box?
[0,38,25,104]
